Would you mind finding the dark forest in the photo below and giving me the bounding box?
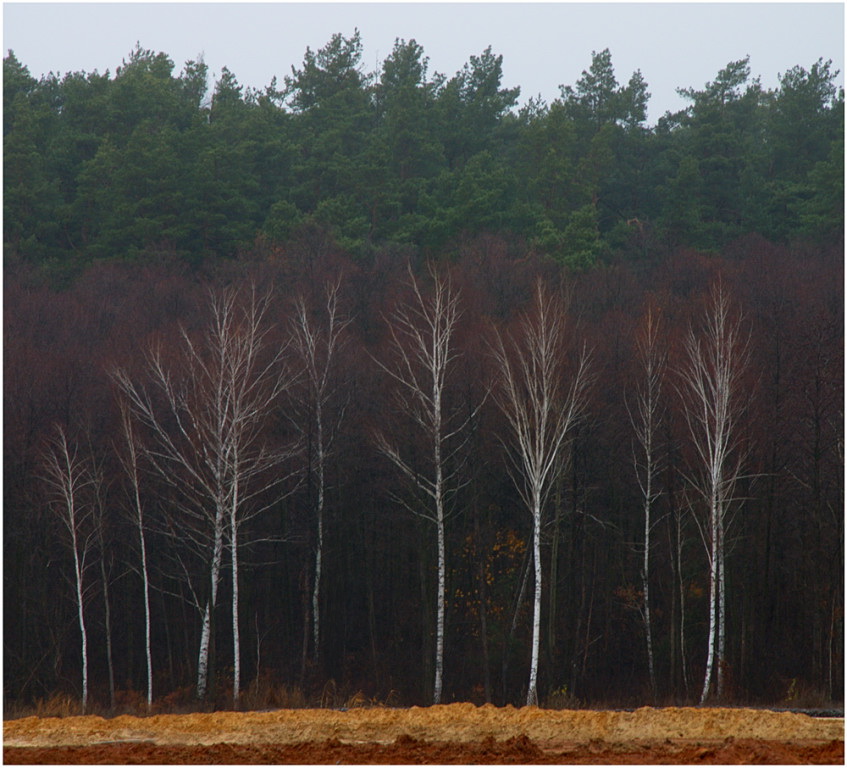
[3,34,843,712]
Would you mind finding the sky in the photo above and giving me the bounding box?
[3,2,844,124]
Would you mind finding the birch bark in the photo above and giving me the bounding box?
[118,405,153,710]
[678,280,749,704]
[291,279,349,665]
[375,264,468,704]
[627,304,666,701]
[113,282,292,704]
[490,280,592,707]
[42,427,94,712]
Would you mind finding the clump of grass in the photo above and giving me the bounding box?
[34,692,81,718]
[320,678,338,708]
[544,684,581,710]
[344,688,401,708]
[238,673,307,711]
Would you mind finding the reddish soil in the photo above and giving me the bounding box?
[4,703,844,764]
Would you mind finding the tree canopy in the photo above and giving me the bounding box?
[4,37,843,268]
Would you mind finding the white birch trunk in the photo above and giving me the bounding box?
[375,265,466,705]
[435,495,446,705]
[433,360,445,705]
[139,510,153,711]
[717,511,726,699]
[71,520,89,712]
[677,505,690,696]
[43,428,92,713]
[197,601,212,700]
[115,284,292,705]
[680,281,749,706]
[293,280,348,668]
[197,509,225,700]
[120,408,154,710]
[629,303,664,702]
[699,499,719,704]
[642,487,656,699]
[312,408,325,662]
[230,467,241,703]
[491,280,592,709]
[527,503,543,706]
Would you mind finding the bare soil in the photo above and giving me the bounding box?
[4,703,844,764]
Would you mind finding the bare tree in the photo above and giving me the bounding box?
[116,401,154,711]
[375,263,471,705]
[626,303,667,701]
[290,277,350,665]
[41,425,95,712]
[490,280,592,706]
[113,283,294,704]
[90,456,116,710]
[678,280,750,704]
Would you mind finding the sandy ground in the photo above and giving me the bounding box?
[4,703,844,764]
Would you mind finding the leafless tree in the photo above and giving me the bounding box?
[677,280,750,703]
[90,455,116,710]
[113,283,295,704]
[41,425,95,712]
[626,302,667,701]
[375,263,472,705]
[116,401,154,711]
[490,279,593,706]
[290,276,350,664]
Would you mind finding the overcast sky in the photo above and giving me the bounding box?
[4,2,844,124]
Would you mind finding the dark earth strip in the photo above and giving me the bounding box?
[5,736,844,765]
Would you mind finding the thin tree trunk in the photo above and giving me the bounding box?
[473,504,492,703]
[121,406,154,711]
[434,399,445,705]
[44,429,92,713]
[140,520,153,711]
[527,501,543,706]
[547,470,563,668]
[435,503,446,704]
[292,282,349,670]
[717,511,726,699]
[312,407,324,664]
[490,281,592,709]
[231,474,241,704]
[375,265,465,705]
[419,532,433,700]
[677,506,690,698]
[72,527,89,712]
[99,554,115,710]
[680,282,749,707]
[642,506,656,701]
[94,464,116,711]
[502,541,531,703]
[639,413,656,700]
[197,513,224,701]
[668,516,678,698]
[700,493,719,704]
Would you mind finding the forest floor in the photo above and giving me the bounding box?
[4,703,844,764]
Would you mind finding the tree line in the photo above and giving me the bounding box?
[3,33,843,273]
[4,233,842,711]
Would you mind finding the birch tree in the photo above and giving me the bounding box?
[290,277,350,665]
[375,264,469,705]
[678,280,750,704]
[113,283,293,704]
[117,401,154,711]
[91,458,116,710]
[626,303,666,701]
[491,280,592,706]
[41,425,95,712]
